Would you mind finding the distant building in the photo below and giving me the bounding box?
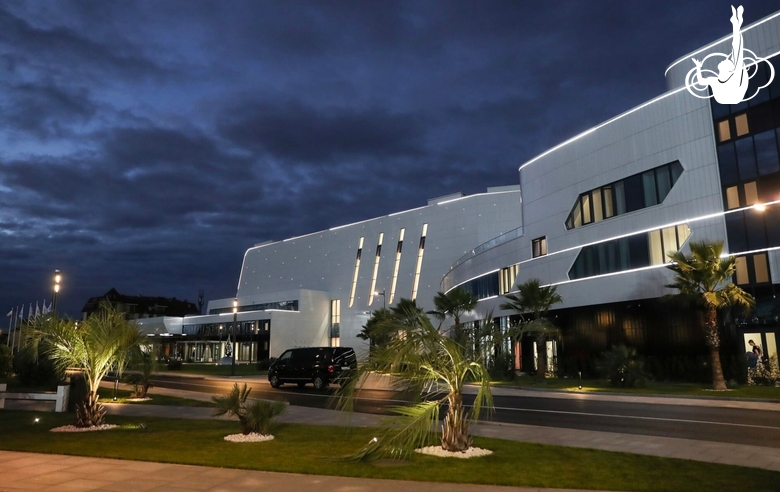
[81,288,200,321]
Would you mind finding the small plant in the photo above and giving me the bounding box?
[122,352,157,398]
[596,344,647,388]
[212,383,286,435]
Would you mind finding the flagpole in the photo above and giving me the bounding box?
[6,307,13,348]
[16,305,24,352]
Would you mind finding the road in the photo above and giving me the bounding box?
[151,375,780,448]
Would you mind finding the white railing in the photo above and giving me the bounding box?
[0,383,70,412]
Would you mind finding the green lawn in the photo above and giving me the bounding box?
[161,363,268,377]
[96,388,214,407]
[0,410,777,492]
[500,377,780,400]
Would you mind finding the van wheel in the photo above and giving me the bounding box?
[270,375,281,388]
[297,382,307,388]
[313,375,328,390]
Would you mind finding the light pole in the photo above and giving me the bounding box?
[52,269,61,314]
[231,298,238,377]
[374,289,386,309]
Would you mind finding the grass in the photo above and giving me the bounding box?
[161,363,268,377]
[97,388,215,407]
[0,410,778,492]
[500,377,780,400]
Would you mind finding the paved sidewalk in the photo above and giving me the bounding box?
[100,382,780,472]
[0,450,616,492]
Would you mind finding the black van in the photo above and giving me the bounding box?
[268,347,357,390]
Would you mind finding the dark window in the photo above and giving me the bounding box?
[717,143,739,185]
[744,211,768,251]
[725,211,748,253]
[754,130,780,176]
[460,271,499,300]
[766,207,780,247]
[735,137,758,180]
[532,237,547,258]
[642,170,658,206]
[623,175,644,213]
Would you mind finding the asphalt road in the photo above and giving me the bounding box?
[151,375,780,448]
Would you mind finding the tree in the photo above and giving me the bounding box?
[666,241,754,390]
[337,300,493,459]
[427,288,478,345]
[35,304,145,427]
[357,308,393,351]
[500,279,562,379]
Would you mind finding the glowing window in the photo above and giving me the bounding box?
[330,299,341,343]
[735,114,749,137]
[410,224,428,301]
[348,237,364,307]
[744,181,758,205]
[718,120,731,142]
[389,228,404,304]
[368,233,384,306]
[499,265,519,295]
[532,237,547,258]
[725,186,740,210]
[735,256,749,284]
[753,254,770,283]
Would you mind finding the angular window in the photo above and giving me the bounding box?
[499,265,519,295]
[603,185,615,218]
[388,228,404,304]
[368,233,384,306]
[642,170,658,206]
[411,223,428,301]
[532,237,547,258]
[718,120,731,142]
[581,194,592,224]
[592,189,604,222]
[348,237,364,308]
[656,166,672,202]
[648,230,664,265]
[734,113,750,137]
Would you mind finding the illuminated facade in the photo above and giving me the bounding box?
[143,11,780,371]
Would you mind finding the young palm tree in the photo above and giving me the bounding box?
[35,304,145,427]
[666,241,754,391]
[428,288,478,345]
[500,279,562,379]
[337,300,493,459]
[212,383,286,435]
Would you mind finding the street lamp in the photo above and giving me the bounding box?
[374,289,386,309]
[232,298,238,377]
[52,269,61,314]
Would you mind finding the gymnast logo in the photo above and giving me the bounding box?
[685,5,774,105]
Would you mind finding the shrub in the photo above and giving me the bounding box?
[167,359,183,370]
[747,355,780,386]
[0,345,13,379]
[212,383,287,435]
[595,344,647,388]
[12,351,60,388]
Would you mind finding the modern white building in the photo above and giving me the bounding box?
[144,11,780,377]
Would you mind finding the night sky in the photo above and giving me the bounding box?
[2,1,778,319]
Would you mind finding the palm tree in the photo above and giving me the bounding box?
[500,279,562,379]
[337,300,493,459]
[357,308,393,352]
[427,288,478,345]
[666,241,754,391]
[212,383,286,435]
[35,304,145,427]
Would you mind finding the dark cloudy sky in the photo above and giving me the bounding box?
[2,0,778,319]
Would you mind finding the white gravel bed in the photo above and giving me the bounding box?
[223,433,275,443]
[415,446,493,459]
[50,424,118,433]
[126,397,152,402]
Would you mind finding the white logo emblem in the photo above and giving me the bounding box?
[685,5,774,105]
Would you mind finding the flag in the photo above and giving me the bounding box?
[18,306,23,319]
[29,303,32,320]
[42,300,49,315]
[5,309,11,317]
[35,301,40,318]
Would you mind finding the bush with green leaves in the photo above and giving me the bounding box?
[747,355,780,386]
[122,351,157,398]
[12,350,61,388]
[212,383,287,435]
[0,345,14,379]
[595,344,647,388]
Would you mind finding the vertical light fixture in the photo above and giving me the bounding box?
[411,224,428,301]
[52,269,61,314]
[389,228,404,304]
[368,233,383,306]
[232,298,238,377]
[349,237,364,307]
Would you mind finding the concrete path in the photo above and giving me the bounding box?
[0,450,616,492]
[99,382,780,472]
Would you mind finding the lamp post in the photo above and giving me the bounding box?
[374,289,386,309]
[231,298,238,377]
[52,269,61,314]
